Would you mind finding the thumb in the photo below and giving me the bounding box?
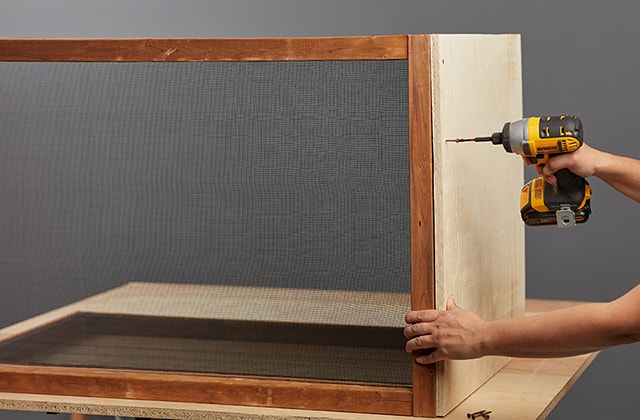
[445,295,458,311]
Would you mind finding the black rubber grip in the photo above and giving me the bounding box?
[543,168,587,211]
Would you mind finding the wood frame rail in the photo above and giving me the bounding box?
[0,36,408,62]
[0,36,435,417]
[407,34,436,416]
[0,365,414,415]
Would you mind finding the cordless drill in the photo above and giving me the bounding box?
[446,115,592,227]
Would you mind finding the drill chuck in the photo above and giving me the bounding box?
[499,118,528,154]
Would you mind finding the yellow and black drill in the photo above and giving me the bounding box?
[447,115,592,227]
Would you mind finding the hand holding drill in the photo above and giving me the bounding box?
[526,142,598,185]
[447,115,591,227]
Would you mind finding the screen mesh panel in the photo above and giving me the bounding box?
[0,61,409,293]
[0,60,411,383]
[0,312,411,384]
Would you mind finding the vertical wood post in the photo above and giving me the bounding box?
[408,34,437,417]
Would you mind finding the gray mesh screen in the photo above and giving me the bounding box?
[0,60,412,385]
[0,61,410,294]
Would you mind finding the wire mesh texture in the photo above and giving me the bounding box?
[0,60,410,294]
[0,60,411,383]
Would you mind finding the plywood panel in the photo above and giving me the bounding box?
[430,34,525,416]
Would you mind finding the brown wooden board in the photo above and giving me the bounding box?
[0,36,408,62]
[0,365,413,416]
[407,34,437,418]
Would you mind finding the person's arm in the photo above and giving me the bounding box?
[535,143,640,203]
[404,285,640,364]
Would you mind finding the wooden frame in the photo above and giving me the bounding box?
[0,283,416,416]
[0,36,408,62]
[0,300,600,420]
[0,35,523,417]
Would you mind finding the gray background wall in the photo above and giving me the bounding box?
[1,1,638,419]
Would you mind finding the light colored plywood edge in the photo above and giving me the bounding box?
[0,284,132,343]
[538,352,599,419]
[430,34,524,416]
[447,352,599,419]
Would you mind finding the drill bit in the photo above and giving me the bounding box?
[445,136,493,143]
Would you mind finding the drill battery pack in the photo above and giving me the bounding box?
[520,174,591,227]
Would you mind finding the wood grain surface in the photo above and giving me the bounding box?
[429,34,524,416]
[0,36,408,62]
[0,365,413,416]
[407,34,437,418]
